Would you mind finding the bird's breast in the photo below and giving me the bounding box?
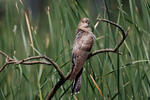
[73,33,94,53]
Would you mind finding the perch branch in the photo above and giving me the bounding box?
[88,18,130,59]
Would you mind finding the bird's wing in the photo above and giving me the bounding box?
[70,31,94,81]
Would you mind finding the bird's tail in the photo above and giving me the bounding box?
[71,68,83,94]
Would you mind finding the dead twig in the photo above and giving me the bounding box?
[0,52,65,79]
[46,74,71,100]
[0,50,9,58]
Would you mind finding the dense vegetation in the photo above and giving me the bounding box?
[0,0,150,100]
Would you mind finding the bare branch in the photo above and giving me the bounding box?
[46,78,67,100]
[21,61,51,65]
[95,18,126,38]
[88,19,130,59]
[42,56,65,79]
[88,49,121,58]
[46,72,71,100]
[0,50,14,62]
[0,62,14,72]
[0,50,66,99]
[0,52,65,79]
[0,50,9,58]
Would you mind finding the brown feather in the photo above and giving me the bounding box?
[70,30,94,81]
[70,18,95,93]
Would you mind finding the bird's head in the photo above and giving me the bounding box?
[78,18,90,28]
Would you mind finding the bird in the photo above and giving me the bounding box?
[70,18,95,94]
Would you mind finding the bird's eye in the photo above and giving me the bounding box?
[86,20,88,23]
[81,19,89,24]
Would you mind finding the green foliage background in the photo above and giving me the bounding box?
[0,0,150,100]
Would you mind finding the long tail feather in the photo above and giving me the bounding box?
[71,68,83,94]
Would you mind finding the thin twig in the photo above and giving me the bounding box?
[95,18,126,38]
[0,50,11,58]
[43,56,65,79]
[21,61,51,65]
[0,62,13,72]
